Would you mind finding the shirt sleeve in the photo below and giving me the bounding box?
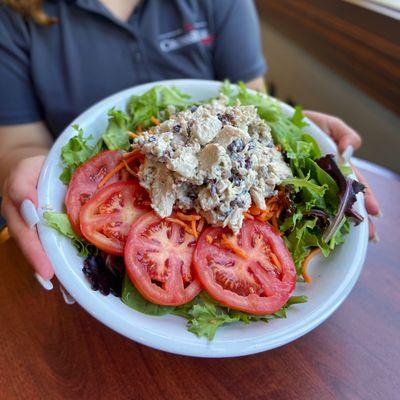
[0,6,42,125]
[211,0,267,82]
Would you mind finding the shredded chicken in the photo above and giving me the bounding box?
[134,96,292,233]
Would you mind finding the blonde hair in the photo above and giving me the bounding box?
[1,0,58,25]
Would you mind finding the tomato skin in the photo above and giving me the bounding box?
[193,219,296,315]
[65,150,125,235]
[124,211,201,306]
[80,181,150,256]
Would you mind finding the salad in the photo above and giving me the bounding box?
[44,82,365,340]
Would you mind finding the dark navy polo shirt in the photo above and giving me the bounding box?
[0,0,266,137]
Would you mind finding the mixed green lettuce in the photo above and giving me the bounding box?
[48,82,364,340]
[59,125,102,184]
[43,212,93,256]
[59,86,193,184]
[122,275,307,340]
[221,81,363,274]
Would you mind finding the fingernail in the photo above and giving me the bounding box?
[341,145,354,163]
[35,273,53,290]
[372,233,380,244]
[374,211,383,218]
[60,286,75,305]
[20,199,40,228]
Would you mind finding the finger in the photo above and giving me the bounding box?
[352,166,381,216]
[368,217,377,242]
[7,156,44,207]
[2,193,54,280]
[332,119,362,153]
[304,111,362,152]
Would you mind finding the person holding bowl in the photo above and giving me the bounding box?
[0,0,380,289]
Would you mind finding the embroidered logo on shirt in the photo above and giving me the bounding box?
[159,21,214,52]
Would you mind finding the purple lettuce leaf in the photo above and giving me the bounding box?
[316,154,366,242]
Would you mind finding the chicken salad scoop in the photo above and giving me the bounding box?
[133,96,292,233]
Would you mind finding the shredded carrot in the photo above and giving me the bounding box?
[98,153,144,188]
[165,218,194,236]
[150,116,160,125]
[176,212,202,221]
[276,144,282,152]
[206,235,213,244]
[248,204,262,216]
[221,234,248,260]
[256,210,274,222]
[244,212,254,220]
[165,217,189,229]
[197,218,205,233]
[136,125,143,133]
[123,149,143,159]
[266,196,278,208]
[128,131,139,138]
[301,248,320,283]
[270,252,282,272]
[191,220,198,238]
[97,162,125,188]
[271,215,280,232]
[122,158,138,176]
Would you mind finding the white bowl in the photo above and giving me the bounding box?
[37,79,368,358]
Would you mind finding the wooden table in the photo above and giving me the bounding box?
[1,163,399,400]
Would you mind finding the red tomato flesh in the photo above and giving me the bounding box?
[193,219,296,315]
[79,181,150,255]
[65,150,126,235]
[124,211,202,306]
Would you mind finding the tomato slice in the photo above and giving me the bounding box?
[80,181,150,255]
[65,150,126,235]
[124,211,202,306]
[193,219,296,315]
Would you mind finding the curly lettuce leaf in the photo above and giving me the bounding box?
[173,292,308,341]
[43,212,91,256]
[127,85,193,129]
[101,109,131,151]
[59,125,104,184]
[121,275,174,316]
[221,82,321,161]
[283,174,327,197]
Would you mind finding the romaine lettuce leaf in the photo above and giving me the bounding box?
[43,212,92,256]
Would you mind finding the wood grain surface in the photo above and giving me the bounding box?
[256,0,400,115]
[0,166,399,400]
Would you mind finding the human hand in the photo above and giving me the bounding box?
[304,111,381,240]
[1,155,54,287]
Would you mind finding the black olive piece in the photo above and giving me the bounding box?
[210,184,217,197]
[227,138,245,153]
[173,124,181,133]
[247,141,256,150]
